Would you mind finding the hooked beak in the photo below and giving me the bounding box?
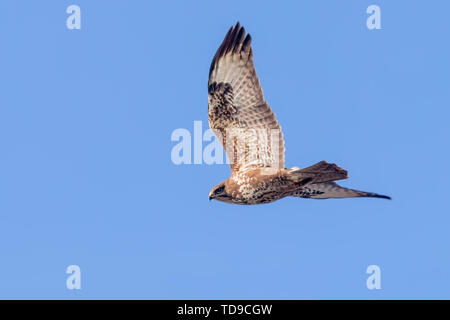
[209,195,213,201]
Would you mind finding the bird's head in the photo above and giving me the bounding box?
[209,182,232,203]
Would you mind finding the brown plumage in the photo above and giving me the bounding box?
[208,23,390,205]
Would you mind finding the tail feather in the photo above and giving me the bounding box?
[287,161,348,185]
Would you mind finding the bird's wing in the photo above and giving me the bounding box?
[208,22,285,173]
[293,182,391,200]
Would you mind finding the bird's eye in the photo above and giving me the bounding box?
[214,185,225,195]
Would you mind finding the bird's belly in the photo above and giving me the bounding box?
[231,182,290,205]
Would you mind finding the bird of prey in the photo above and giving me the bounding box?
[208,22,390,205]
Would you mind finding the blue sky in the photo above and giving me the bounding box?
[0,0,449,299]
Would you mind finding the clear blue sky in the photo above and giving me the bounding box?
[0,0,449,299]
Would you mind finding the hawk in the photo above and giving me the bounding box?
[208,22,390,205]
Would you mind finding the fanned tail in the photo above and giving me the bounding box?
[287,161,348,185]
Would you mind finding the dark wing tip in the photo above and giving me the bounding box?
[368,193,392,200]
[209,22,251,78]
[242,33,252,52]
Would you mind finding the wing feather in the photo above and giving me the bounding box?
[208,22,285,172]
[293,182,391,200]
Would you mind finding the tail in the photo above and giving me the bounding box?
[287,161,348,185]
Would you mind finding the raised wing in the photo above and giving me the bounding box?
[208,22,285,173]
[293,182,391,200]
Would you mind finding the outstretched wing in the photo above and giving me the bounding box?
[208,22,285,173]
[293,182,391,200]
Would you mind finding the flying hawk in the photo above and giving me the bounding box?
[208,22,390,205]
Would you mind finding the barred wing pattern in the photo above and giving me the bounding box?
[293,182,391,200]
[208,22,285,173]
